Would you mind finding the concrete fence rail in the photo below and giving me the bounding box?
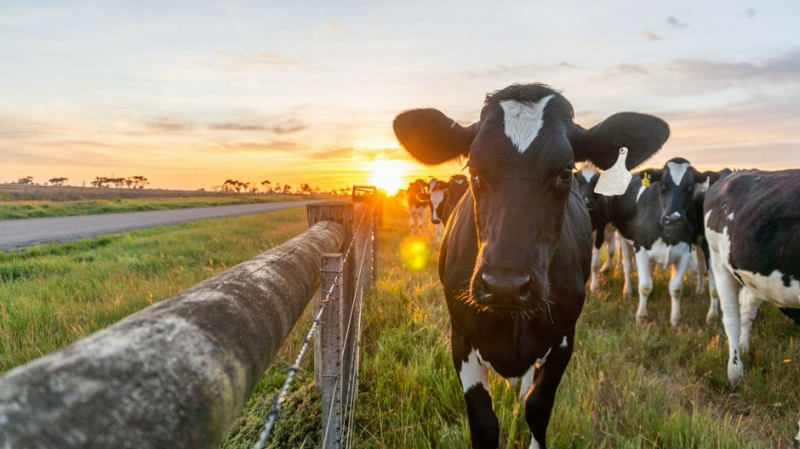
[0,219,346,449]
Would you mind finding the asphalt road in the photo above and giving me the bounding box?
[0,200,323,251]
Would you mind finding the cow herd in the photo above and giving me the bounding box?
[393,83,799,448]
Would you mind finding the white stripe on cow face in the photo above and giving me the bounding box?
[666,161,690,185]
[500,95,555,154]
[580,168,595,183]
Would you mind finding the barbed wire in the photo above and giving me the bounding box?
[254,207,370,449]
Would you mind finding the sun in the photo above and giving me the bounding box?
[366,159,408,194]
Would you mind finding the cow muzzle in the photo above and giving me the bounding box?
[660,211,685,228]
[473,266,544,309]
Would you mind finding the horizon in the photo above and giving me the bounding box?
[3,1,800,193]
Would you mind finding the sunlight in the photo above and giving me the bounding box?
[366,159,408,194]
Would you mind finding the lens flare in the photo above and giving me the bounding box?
[400,237,429,271]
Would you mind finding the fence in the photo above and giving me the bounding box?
[0,193,382,449]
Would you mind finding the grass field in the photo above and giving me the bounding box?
[0,195,306,220]
[1,199,797,448]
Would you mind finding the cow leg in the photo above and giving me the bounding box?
[706,260,720,322]
[524,335,573,449]
[738,289,762,353]
[709,250,744,384]
[620,239,635,299]
[635,249,653,324]
[795,419,800,446]
[590,230,603,294]
[452,337,497,449]
[668,249,692,328]
[600,224,616,273]
[436,223,443,244]
[695,244,707,297]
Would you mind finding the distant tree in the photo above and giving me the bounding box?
[249,186,259,194]
[91,176,109,188]
[16,176,34,185]
[261,180,271,192]
[282,184,292,194]
[129,176,149,189]
[314,186,321,194]
[274,183,281,193]
[298,183,312,195]
[48,177,68,186]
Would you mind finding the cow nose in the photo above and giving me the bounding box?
[479,270,532,307]
[584,198,595,210]
[661,212,684,228]
[431,218,441,224]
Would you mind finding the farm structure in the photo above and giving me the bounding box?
[0,194,382,449]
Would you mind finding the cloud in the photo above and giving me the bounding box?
[143,118,306,135]
[315,21,342,37]
[466,62,577,78]
[306,146,355,160]
[213,139,303,153]
[667,17,687,28]
[669,49,800,84]
[641,31,662,41]
[145,120,194,133]
[255,52,304,67]
[602,63,650,78]
[740,8,756,19]
[207,118,306,134]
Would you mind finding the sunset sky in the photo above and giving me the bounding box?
[2,1,800,193]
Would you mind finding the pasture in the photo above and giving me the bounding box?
[1,198,797,447]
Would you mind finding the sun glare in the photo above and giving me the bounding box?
[366,159,408,194]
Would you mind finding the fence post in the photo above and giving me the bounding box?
[307,203,354,389]
[318,254,344,449]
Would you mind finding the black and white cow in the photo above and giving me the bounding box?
[418,175,470,243]
[609,158,712,327]
[575,165,619,293]
[704,169,800,444]
[406,179,429,235]
[690,168,728,321]
[393,83,668,448]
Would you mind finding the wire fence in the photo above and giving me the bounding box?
[256,196,379,449]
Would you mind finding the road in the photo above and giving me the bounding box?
[0,200,323,251]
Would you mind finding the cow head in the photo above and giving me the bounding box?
[424,178,450,224]
[393,83,669,310]
[641,158,719,230]
[575,164,601,211]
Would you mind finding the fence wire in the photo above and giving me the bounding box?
[254,206,371,449]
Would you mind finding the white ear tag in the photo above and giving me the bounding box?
[594,147,632,196]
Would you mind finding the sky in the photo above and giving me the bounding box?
[2,0,800,192]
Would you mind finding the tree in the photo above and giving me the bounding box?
[282,184,292,194]
[274,183,281,193]
[48,177,68,186]
[298,183,312,195]
[91,177,109,188]
[130,176,149,189]
[16,176,34,185]
[261,180,272,192]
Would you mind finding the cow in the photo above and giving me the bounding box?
[418,175,470,244]
[393,83,669,448]
[609,158,715,327]
[406,179,429,235]
[575,165,619,294]
[703,169,800,444]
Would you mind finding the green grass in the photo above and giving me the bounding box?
[0,207,309,373]
[225,199,799,448]
[1,199,797,448]
[0,195,303,220]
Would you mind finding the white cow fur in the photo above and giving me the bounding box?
[590,225,619,294]
[500,96,554,154]
[634,238,693,327]
[705,211,800,384]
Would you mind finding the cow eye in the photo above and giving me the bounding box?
[469,167,481,189]
[559,168,573,182]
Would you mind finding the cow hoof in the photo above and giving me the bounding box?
[727,364,744,385]
[635,314,648,325]
[670,318,680,329]
[706,310,718,323]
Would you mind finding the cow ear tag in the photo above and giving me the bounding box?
[642,174,651,188]
[594,147,632,196]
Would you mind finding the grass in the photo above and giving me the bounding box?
[224,198,799,448]
[0,206,309,373]
[0,195,305,220]
[1,198,797,448]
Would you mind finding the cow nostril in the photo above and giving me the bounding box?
[516,276,532,298]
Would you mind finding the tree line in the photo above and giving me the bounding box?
[7,176,149,188]
[215,179,351,196]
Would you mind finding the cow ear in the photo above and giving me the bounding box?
[694,170,720,185]
[416,193,430,202]
[570,112,670,170]
[394,109,478,165]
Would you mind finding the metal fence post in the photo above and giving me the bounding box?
[319,254,344,449]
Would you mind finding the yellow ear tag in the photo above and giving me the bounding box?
[642,175,651,188]
[594,147,632,196]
